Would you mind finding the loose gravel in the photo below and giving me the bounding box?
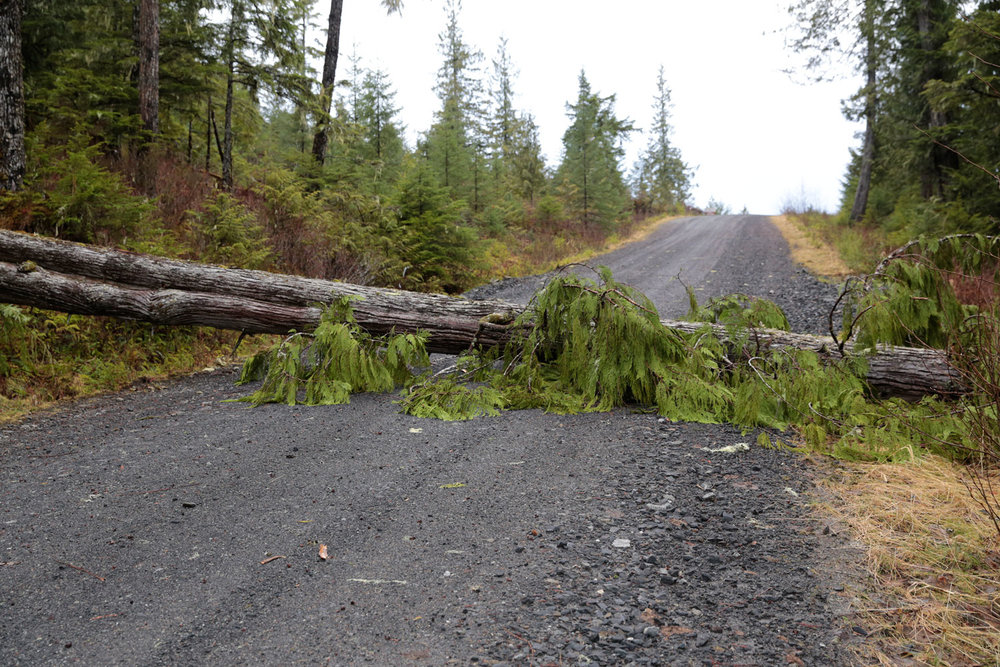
[472,421,863,666]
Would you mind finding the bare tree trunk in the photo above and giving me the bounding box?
[0,231,962,400]
[916,0,951,200]
[849,1,877,224]
[205,95,212,170]
[222,5,238,191]
[0,0,26,193]
[137,0,160,195]
[311,0,343,165]
[138,0,159,137]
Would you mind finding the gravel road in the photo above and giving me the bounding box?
[1,215,863,665]
[467,215,839,334]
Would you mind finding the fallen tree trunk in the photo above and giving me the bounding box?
[0,230,961,399]
[0,230,522,352]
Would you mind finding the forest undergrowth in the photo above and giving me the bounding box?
[0,144,673,423]
[779,211,1000,666]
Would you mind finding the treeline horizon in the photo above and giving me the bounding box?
[0,0,693,295]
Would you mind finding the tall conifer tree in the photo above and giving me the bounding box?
[485,38,545,206]
[635,65,690,212]
[424,0,483,204]
[216,0,307,189]
[558,71,633,228]
[787,0,890,222]
[312,0,403,165]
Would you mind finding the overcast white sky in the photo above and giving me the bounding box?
[325,0,861,214]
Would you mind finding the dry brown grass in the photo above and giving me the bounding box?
[771,214,853,279]
[483,213,682,279]
[822,456,1000,665]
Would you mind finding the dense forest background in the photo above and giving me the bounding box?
[0,0,692,295]
[787,0,1000,240]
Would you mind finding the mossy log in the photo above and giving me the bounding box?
[0,230,961,399]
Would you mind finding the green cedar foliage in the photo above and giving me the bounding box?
[401,375,507,421]
[685,289,792,332]
[235,266,984,464]
[236,297,429,407]
[840,234,1000,350]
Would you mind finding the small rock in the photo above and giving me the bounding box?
[612,538,631,548]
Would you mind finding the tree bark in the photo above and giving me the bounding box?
[136,0,160,195]
[311,0,343,166]
[222,4,239,191]
[0,231,962,400]
[849,0,877,224]
[138,0,159,137]
[0,0,26,193]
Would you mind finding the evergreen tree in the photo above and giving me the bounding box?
[923,5,1000,227]
[786,0,986,230]
[393,157,479,293]
[23,0,144,144]
[216,0,308,189]
[508,112,547,204]
[424,0,483,205]
[334,60,406,193]
[488,38,517,174]
[849,0,879,222]
[875,0,960,201]
[787,0,893,222]
[484,38,546,206]
[356,67,405,188]
[557,70,633,229]
[635,65,691,212]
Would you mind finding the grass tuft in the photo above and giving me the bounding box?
[822,456,1000,665]
[771,214,853,279]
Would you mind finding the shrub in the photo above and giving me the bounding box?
[188,192,273,269]
[26,132,155,244]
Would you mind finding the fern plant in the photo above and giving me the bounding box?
[0,305,42,397]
